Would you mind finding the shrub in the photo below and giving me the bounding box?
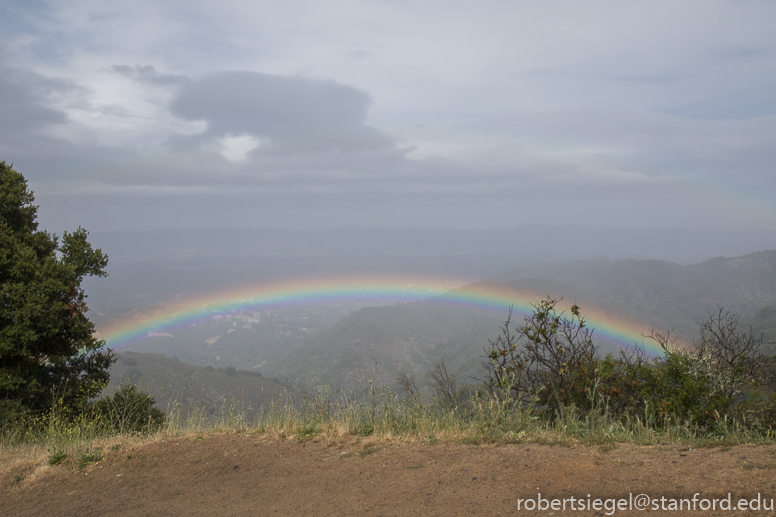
[559,350,649,417]
[645,309,776,426]
[426,359,469,407]
[485,299,776,430]
[484,298,613,414]
[296,424,319,439]
[92,385,165,434]
[352,423,374,437]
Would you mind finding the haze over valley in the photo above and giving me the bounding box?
[90,233,776,398]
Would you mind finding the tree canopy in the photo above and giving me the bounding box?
[0,161,112,422]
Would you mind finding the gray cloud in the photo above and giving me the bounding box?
[0,68,83,171]
[1,1,774,237]
[112,64,190,87]
[0,68,70,137]
[657,44,776,120]
[169,71,394,153]
[664,86,776,120]
[447,108,776,182]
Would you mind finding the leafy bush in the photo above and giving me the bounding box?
[92,385,165,434]
[352,422,374,436]
[484,298,609,414]
[644,309,776,426]
[485,299,776,430]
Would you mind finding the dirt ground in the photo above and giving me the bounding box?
[3,433,776,516]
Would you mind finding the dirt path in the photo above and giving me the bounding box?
[4,434,776,516]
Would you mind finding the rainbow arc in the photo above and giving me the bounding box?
[95,275,664,355]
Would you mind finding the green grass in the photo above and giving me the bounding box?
[76,449,103,471]
[47,449,68,466]
[295,425,319,439]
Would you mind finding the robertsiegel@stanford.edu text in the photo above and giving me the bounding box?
[517,492,773,514]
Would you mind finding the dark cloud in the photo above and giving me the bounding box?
[0,83,64,138]
[0,68,75,159]
[112,65,190,87]
[169,71,394,152]
[0,68,69,133]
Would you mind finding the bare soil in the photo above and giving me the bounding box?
[3,434,776,516]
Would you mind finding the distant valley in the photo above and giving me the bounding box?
[97,249,776,394]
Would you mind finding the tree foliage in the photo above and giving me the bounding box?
[0,161,113,422]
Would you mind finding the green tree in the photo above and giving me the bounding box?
[0,161,113,422]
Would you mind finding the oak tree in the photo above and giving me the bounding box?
[0,161,113,422]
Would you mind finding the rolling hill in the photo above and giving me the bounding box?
[107,352,291,414]
[493,250,776,338]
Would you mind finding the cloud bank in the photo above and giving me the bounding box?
[0,0,773,234]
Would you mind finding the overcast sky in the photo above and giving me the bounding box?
[1,0,775,235]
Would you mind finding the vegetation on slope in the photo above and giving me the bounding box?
[744,304,776,349]
[484,299,776,429]
[5,299,776,477]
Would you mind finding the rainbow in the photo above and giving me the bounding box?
[94,275,666,356]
